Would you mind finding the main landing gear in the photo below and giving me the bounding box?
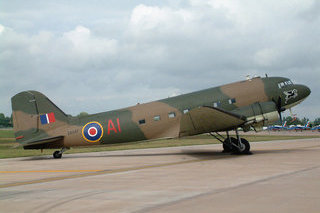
[53,147,69,159]
[210,129,251,154]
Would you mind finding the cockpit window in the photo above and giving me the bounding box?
[278,80,293,89]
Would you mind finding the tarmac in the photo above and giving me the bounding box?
[1,138,320,213]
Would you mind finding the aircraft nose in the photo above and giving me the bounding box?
[297,84,311,99]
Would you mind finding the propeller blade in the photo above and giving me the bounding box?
[277,97,281,112]
[272,96,284,124]
[279,111,283,124]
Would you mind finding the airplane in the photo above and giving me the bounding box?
[11,76,311,158]
[287,121,311,131]
[266,121,287,131]
[311,125,320,132]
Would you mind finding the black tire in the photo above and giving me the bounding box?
[236,138,250,154]
[223,137,237,152]
[53,151,62,159]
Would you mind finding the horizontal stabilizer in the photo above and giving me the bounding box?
[23,136,64,149]
[180,106,246,136]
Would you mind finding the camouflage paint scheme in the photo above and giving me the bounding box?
[11,76,311,151]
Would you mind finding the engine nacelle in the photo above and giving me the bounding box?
[233,102,280,132]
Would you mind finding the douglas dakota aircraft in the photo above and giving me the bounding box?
[12,76,311,158]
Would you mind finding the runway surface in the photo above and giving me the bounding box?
[1,138,320,213]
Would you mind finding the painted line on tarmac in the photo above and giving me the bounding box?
[0,156,227,189]
[0,170,103,173]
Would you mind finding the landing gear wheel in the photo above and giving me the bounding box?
[222,137,237,152]
[235,138,250,154]
[53,151,62,159]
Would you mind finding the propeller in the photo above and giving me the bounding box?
[272,96,286,124]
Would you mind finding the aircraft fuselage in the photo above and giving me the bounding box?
[12,76,311,151]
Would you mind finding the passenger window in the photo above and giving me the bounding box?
[278,82,286,89]
[168,112,176,118]
[139,119,145,125]
[228,98,236,104]
[153,115,160,121]
[213,101,221,108]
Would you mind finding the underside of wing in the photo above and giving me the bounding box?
[180,106,246,137]
[22,136,64,149]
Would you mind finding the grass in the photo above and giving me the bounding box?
[1,129,319,159]
[0,129,15,139]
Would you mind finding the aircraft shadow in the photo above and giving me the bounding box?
[19,149,245,161]
[20,144,319,161]
[17,141,320,161]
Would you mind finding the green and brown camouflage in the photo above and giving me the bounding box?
[11,76,311,156]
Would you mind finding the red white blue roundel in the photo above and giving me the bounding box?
[82,121,104,143]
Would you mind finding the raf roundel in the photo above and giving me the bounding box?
[82,121,104,143]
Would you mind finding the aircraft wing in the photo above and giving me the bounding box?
[21,136,64,149]
[180,106,246,136]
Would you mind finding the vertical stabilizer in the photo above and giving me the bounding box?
[306,121,310,128]
[11,91,68,144]
[283,121,287,127]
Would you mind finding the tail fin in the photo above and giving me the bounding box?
[305,121,310,128]
[283,121,287,127]
[11,91,68,146]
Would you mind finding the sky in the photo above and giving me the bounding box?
[1,0,319,120]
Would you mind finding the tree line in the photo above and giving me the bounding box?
[0,113,12,128]
[1,112,320,128]
[280,116,320,127]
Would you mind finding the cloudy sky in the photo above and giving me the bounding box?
[1,0,319,119]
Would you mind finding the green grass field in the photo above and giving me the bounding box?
[1,129,319,159]
[0,129,15,139]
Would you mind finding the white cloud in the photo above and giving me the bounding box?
[254,48,280,67]
[63,25,91,47]
[0,24,4,35]
[62,25,118,55]
[129,4,194,34]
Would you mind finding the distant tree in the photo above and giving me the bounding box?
[313,118,320,126]
[284,116,302,125]
[7,114,12,127]
[77,112,89,118]
[301,117,309,125]
[0,113,5,127]
[0,113,12,128]
[284,116,292,124]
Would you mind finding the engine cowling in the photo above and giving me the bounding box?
[232,101,280,132]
